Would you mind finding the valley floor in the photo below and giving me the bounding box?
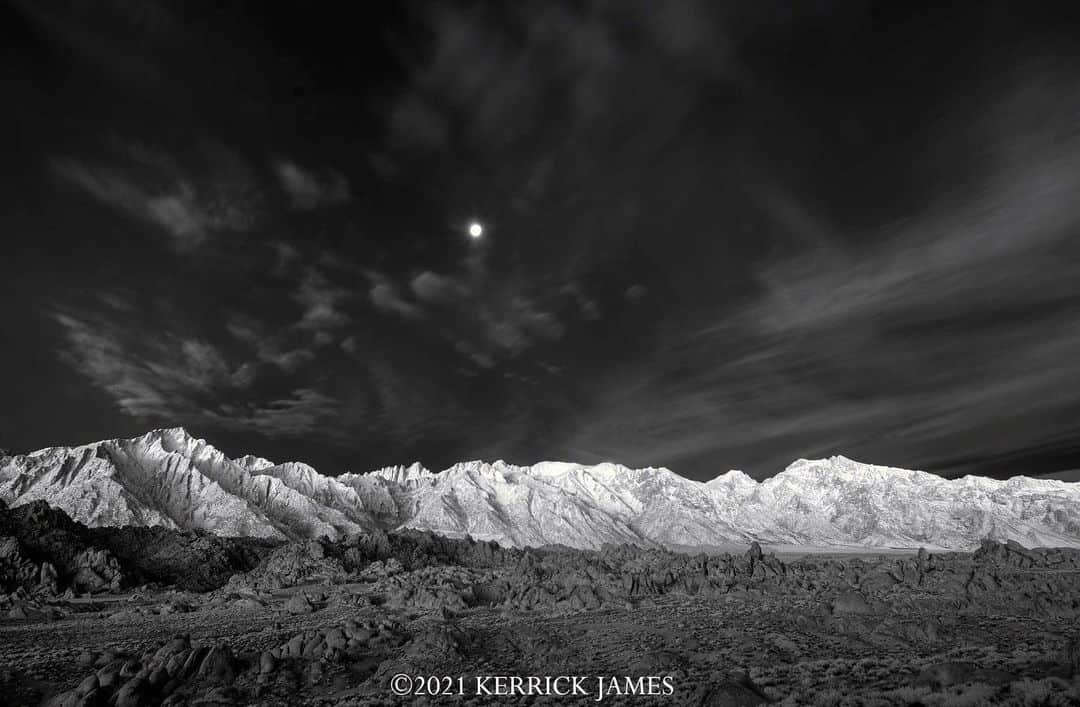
[3,552,1080,706]
[3,501,1079,705]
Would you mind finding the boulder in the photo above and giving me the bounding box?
[285,593,315,614]
[113,677,150,707]
[830,591,875,615]
[38,562,59,594]
[258,651,277,675]
[196,644,237,684]
[913,661,977,688]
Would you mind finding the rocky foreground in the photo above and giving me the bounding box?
[2,500,1080,705]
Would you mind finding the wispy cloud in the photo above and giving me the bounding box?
[204,388,340,437]
[366,265,574,366]
[410,270,469,304]
[225,319,314,373]
[269,240,302,276]
[273,160,351,210]
[52,159,205,249]
[480,297,565,355]
[293,267,351,331]
[51,143,260,250]
[55,310,254,417]
[384,0,733,209]
[562,73,1080,478]
[560,283,602,321]
[55,308,338,438]
[366,272,424,321]
[389,93,450,152]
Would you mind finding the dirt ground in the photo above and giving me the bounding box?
[3,547,1080,706]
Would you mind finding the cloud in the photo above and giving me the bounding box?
[98,291,135,312]
[55,307,340,438]
[50,144,260,250]
[389,93,450,151]
[274,160,351,210]
[293,267,351,331]
[226,319,314,373]
[340,336,360,355]
[366,263,571,366]
[405,4,625,150]
[560,74,1080,478]
[203,388,339,437]
[453,340,495,369]
[481,298,565,355]
[269,241,301,276]
[410,271,469,304]
[385,0,733,191]
[55,311,253,417]
[230,258,355,370]
[561,283,602,320]
[52,160,203,248]
[9,0,181,92]
[367,272,424,320]
[625,284,647,302]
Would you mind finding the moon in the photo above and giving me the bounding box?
[468,222,484,239]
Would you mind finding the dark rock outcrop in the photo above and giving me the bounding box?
[0,501,276,594]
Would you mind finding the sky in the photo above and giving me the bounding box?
[3,1,1080,481]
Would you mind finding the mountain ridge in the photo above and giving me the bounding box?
[3,427,1080,551]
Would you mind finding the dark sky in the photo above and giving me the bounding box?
[4,0,1080,481]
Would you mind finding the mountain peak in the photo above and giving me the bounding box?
[366,462,432,485]
[234,454,277,473]
[149,425,196,438]
[138,426,202,446]
[135,427,217,458]
[783,455,889,474]
[706,469,757,488]
[4,429,1080,551]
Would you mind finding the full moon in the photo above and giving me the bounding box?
[468,222,483,238]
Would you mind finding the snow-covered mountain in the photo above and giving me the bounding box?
[0,429,374,540]
[2,428,1080,551]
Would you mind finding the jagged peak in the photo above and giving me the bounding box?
[130,427,221,459]
[433,460,681,483]
[7,427,1080,551]
[366,461,433,484]
[436,460,524,477]
[143,426,200,442]
[234,454,277,472]
[527,461,596,477]
[770,456,960,491]
[365,459,682,484]
[785,454,856,467]
[781,455,896,474]
[706,469,757,487]
[270,460,319,473]
[556,461,681,481]
[16,427,201,457]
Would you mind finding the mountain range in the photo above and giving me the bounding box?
[2,427,1079,551]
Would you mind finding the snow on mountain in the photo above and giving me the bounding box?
[1037,469,1080,482]
[2,430,1080,551]
[233,454,276,473]
[734,457,1080,550]
[0,429,370,540]
[363,462,434,487]
[395,460,653,549]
